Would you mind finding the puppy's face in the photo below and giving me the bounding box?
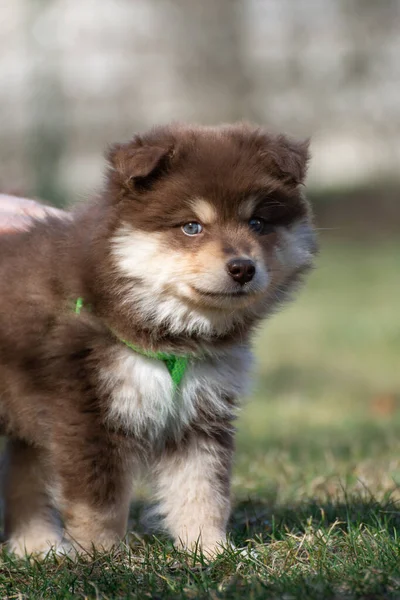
[105,124,317,336]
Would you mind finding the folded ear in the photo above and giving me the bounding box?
[262,134,311,186]
[106,136,173,190]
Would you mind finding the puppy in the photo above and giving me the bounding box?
[0,123,317,557]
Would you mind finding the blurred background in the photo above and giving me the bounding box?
[2,0,400,213]
[1,0,399,505]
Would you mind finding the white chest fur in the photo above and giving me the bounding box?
[101,345,253,441]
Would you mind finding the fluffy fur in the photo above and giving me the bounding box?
[0,123,317,557]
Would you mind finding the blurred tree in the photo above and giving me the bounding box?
[25,0,67,206]
[163,0,259,123]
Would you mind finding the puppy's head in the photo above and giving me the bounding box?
[102,123,317,338]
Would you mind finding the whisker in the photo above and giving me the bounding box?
[312,227,342,231]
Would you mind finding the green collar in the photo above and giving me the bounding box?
[73,297,189,389]
[119,339,188,389]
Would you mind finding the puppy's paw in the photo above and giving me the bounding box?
[198,540,228,560]
[8,535,71,560]
[179,533,230,562]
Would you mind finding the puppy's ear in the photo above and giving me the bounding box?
[261,134,310,186]
[106,136,173,191]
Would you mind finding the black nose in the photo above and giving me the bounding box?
[226,258,256,285]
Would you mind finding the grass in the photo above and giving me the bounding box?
[1,238,400,599]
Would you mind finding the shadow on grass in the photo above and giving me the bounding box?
[127,492,400,548]
[230,494,400,543]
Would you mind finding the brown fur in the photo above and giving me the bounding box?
[0,123,316,556]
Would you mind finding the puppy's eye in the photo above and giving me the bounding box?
[248,217,275,235]
[249,217,265,234]
[182,222,203,236]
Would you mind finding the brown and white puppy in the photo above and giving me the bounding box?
[0,123,317,557]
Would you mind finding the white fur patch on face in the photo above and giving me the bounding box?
[102,344,253,441]
[111,226,209,334]
[111,225,164,282]
[111,225,260,336]
[190,198,217,224]
[110,220,314,339]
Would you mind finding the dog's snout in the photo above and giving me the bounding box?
[226,258,256,285]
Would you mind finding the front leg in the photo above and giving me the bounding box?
[51,428,134,554]
[153,426,234,557]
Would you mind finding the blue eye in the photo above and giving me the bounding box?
[182,222,203,236]
[248,217,265,234]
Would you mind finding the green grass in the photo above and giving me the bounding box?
[1,239,400,599]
